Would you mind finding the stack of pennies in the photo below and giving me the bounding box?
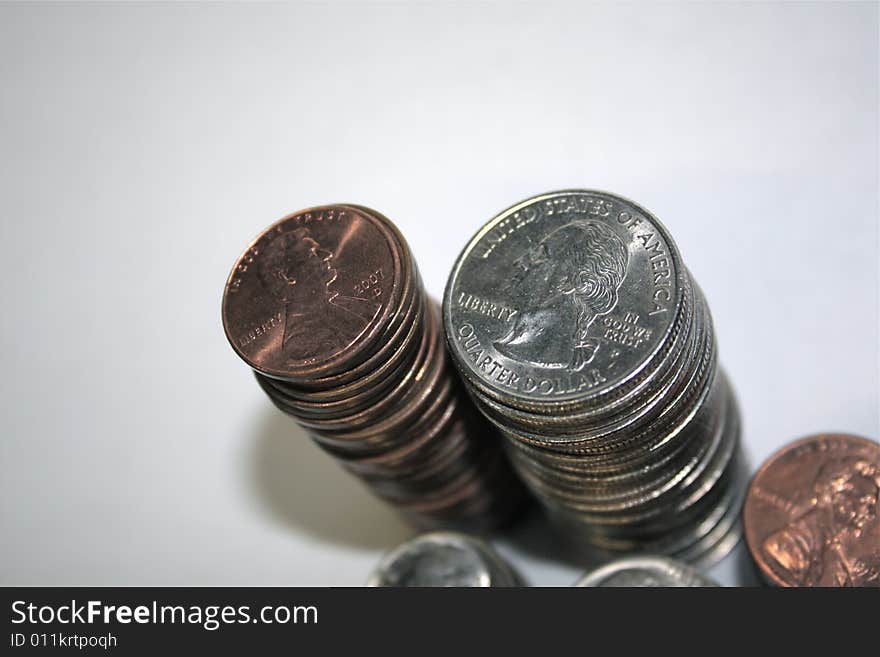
[442,190,747,563]
[222,204,524,531]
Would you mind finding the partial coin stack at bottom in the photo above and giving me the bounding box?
[575,556,720,587]
[443,190,746,563]
[367,532,524,586]
[222,204,524,531]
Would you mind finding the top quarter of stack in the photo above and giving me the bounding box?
[222,205,408,382]
[442,190,689,413]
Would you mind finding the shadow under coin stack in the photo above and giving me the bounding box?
[443,190,746,563]
[222,205,523,531]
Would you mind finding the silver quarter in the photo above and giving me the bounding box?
[444,190,685,410]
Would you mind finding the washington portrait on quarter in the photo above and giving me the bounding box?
[494,220,629,372]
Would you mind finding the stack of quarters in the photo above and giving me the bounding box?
[443,190,746,563]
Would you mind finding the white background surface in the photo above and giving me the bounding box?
[1,2,877,586]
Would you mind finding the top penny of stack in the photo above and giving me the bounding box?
[743,433,880,587]
[223,206,405,381]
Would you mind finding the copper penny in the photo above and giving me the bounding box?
[743,433,880,587]
[222,205,402,380]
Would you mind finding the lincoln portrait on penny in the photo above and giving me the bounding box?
[494,220,629,372]
[762,458,880,586]
[258,226,382,363]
